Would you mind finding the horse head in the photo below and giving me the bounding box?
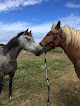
[38,21,63,53]
[18,29,43,55]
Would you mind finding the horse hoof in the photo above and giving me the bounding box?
[10,96,14,100]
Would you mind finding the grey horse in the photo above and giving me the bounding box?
[0,29,43,99]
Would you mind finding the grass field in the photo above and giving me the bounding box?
[1,48,80,106]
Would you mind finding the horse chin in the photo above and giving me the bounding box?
[35,46,44,56]
[35,50,43,56]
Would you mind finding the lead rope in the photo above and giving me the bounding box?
[44,52,50,106]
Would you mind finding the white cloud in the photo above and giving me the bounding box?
[65,2,80,8]
[1,13,80,44]
[0,21,52,33]
[30,22,52,33]
[0,21,52,44]
[60,13,80,30]
[23,0,42,6]
[0,21,30,31]
[0,0,43,12]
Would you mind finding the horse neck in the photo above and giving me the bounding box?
[60,43,80,66]
[3,40,22,60]
[8,46,22,60]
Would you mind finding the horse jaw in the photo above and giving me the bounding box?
[26,43,38,54]
[35,44,43,56]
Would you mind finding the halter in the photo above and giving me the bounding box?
[44,52,50,106]
[39,32,58,105]
[39,34,58,49]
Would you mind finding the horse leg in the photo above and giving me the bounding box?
[9,73,15,100]
[0,76,3,94]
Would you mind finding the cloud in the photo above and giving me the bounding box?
[0,21,30,31]
[1,13,80,44]
[0,30,18,44]
[0,0,43,12]
[30,22,52,33]
[0,21,52,33]
[65,2,80,8]
[0,21,52,44]
[60,13,80,29]
[23,0,42,6]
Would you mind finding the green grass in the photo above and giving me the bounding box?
[1,52,80,106]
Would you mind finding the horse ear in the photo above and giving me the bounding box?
[24,28,28,35]
[26,28,28,32]
[28,31,32,37]
[55,21,61,29]
[29,31,31,34]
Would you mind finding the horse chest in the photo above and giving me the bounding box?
[0,61,17,76]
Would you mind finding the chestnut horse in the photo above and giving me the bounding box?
[38,21,80,79]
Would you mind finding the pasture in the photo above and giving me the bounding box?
[0,48,80,106]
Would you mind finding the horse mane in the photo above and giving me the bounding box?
[61,25,80,49]
[51,24,80,49]
[3,31,24,56]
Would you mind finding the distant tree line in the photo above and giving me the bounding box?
[0,44,5,47]
[0,44,4,46]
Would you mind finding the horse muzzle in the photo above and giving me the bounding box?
[35,45,44,56]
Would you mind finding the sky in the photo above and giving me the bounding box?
[0,0,80,44]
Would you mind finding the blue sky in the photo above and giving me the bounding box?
[0,0,80,44]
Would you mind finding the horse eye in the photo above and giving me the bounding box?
[27,38,31,41]
[47,34,50,36]
[25,37,31,41]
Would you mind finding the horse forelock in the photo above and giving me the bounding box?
[61,25,80,49]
